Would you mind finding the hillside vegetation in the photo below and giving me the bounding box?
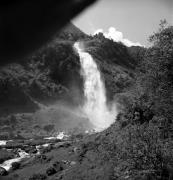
[61,21,173,180]
[0,21,173,180]
[0,23,137,139]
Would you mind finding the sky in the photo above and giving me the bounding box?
[73,0,173,46]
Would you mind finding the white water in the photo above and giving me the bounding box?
[74,42,116,131]
[0,140,7,146]
[44,132,69,140]
[0,149,29,171]
[0,140,13,146]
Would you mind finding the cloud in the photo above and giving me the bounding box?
[94,27,143,47]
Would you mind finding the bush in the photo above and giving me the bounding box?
[11,162,20,170]
[43,124,55,133]
[112,122,173,179]
[29,173,47,180]
[52,161,63,172]
[46,166,57,176]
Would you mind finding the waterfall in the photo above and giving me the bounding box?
[74,42,116,131]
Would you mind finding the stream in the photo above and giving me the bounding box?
[0,132,70,172]
[0,149,30,171]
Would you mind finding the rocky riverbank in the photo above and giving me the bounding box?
[0,131,80,178]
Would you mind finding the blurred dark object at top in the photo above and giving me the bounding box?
[0,0,97,66]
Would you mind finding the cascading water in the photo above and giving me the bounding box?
[74,42,116,131]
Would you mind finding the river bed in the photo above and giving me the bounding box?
[0,132,70,172]
[0,149,30,171]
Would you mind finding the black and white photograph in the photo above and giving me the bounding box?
[0,0,173,179]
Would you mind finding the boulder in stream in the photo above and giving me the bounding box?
[0,167,8,176]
